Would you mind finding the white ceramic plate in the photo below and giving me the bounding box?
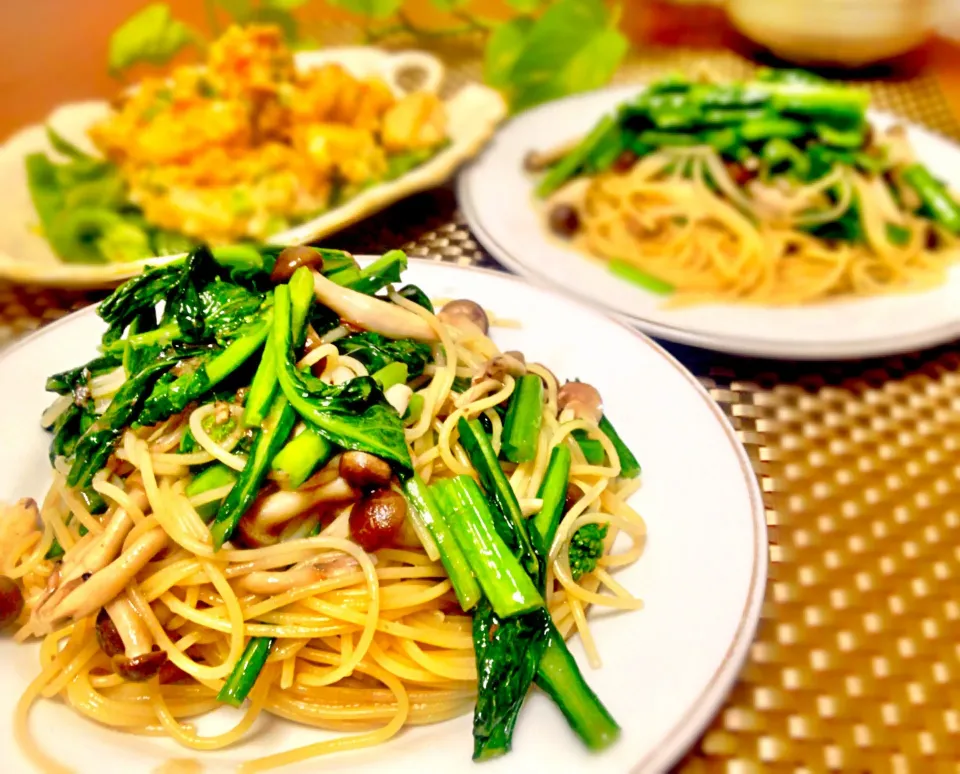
[459,84,960,360]
[0,260,766,773]
[0,48,506,288]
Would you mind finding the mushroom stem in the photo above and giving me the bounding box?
[312,271,437,342]
[238,553,360,595]
[250,477,357,528]
[105,593,153,658]
[35,489,149,625]
[37,528,168,629]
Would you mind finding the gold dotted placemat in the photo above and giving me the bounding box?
[3,43,960,773]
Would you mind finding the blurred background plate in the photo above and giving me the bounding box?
[458,84,960,360]
[0,47,505,289]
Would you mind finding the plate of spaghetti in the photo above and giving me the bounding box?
[458,70,960,359]
[0,246,765,773]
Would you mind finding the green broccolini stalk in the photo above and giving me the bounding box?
[67,357,176,488]
[599,415,640,479]
[457,417,539,579]
[209,390,296,550]
[217,636,275,707]
[270,429,334,489]
[531,445,572,566]
[431,477,543,619]
[501,374,544,464]
[372,362,409,391]
[402,475,481,611]
[345,249,407,296]
[185,464,238,522]
[901,164,960,235]
[447,447,620,758]
[243,270,314,428]
[536,114,616,198]
[209,269,314,549]
[535,622,620,751]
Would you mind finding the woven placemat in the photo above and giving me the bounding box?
[3,43,960,772]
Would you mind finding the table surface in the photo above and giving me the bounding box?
[3,10,960,774]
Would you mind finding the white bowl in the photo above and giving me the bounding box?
[728,0,935,67]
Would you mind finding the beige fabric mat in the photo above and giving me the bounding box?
[3,43,960,772]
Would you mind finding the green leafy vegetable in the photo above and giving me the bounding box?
[498,0,628,113]
[273,284,412,472]
[217,636,275,707]
[337,332,433,380]
[108,3,200,75]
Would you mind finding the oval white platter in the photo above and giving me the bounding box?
[458,84,960,360]
[0,260,766,773]
[0,48,506,288]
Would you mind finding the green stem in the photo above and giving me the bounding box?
[599,415,640,479]
[185,464,238,522]
[403,475,481,611]
[217,636,274,707]
[535,621,620,751]
[270,428,334,489]
[210,393,296,549]
[242,267,314,429]
[457,417,539,579]
[431,476,542,619]
[531,444,571,568]
[501,374,543,464]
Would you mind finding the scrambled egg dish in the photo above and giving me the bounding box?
[89,26,447,243]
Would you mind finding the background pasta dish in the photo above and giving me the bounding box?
[530,69,960,306]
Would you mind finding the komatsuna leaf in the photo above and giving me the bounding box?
[484,17,535,90]
[325,0,404,19]
[108,3,200,75]
[512,27,628,113]
[500,0,628,113]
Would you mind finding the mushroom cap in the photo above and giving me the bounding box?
[350,489,407,553]
[557,381,603,423]
[0,575,24,629]
[271,246,326,283]
[438,299,489,335]
[95,607,125,658]
[113,650,168,682]
[339,452,392,490]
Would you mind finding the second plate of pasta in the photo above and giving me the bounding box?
[459,83,960,359]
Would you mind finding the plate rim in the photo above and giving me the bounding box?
[0,258,768,773]
[457,83,960,360]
